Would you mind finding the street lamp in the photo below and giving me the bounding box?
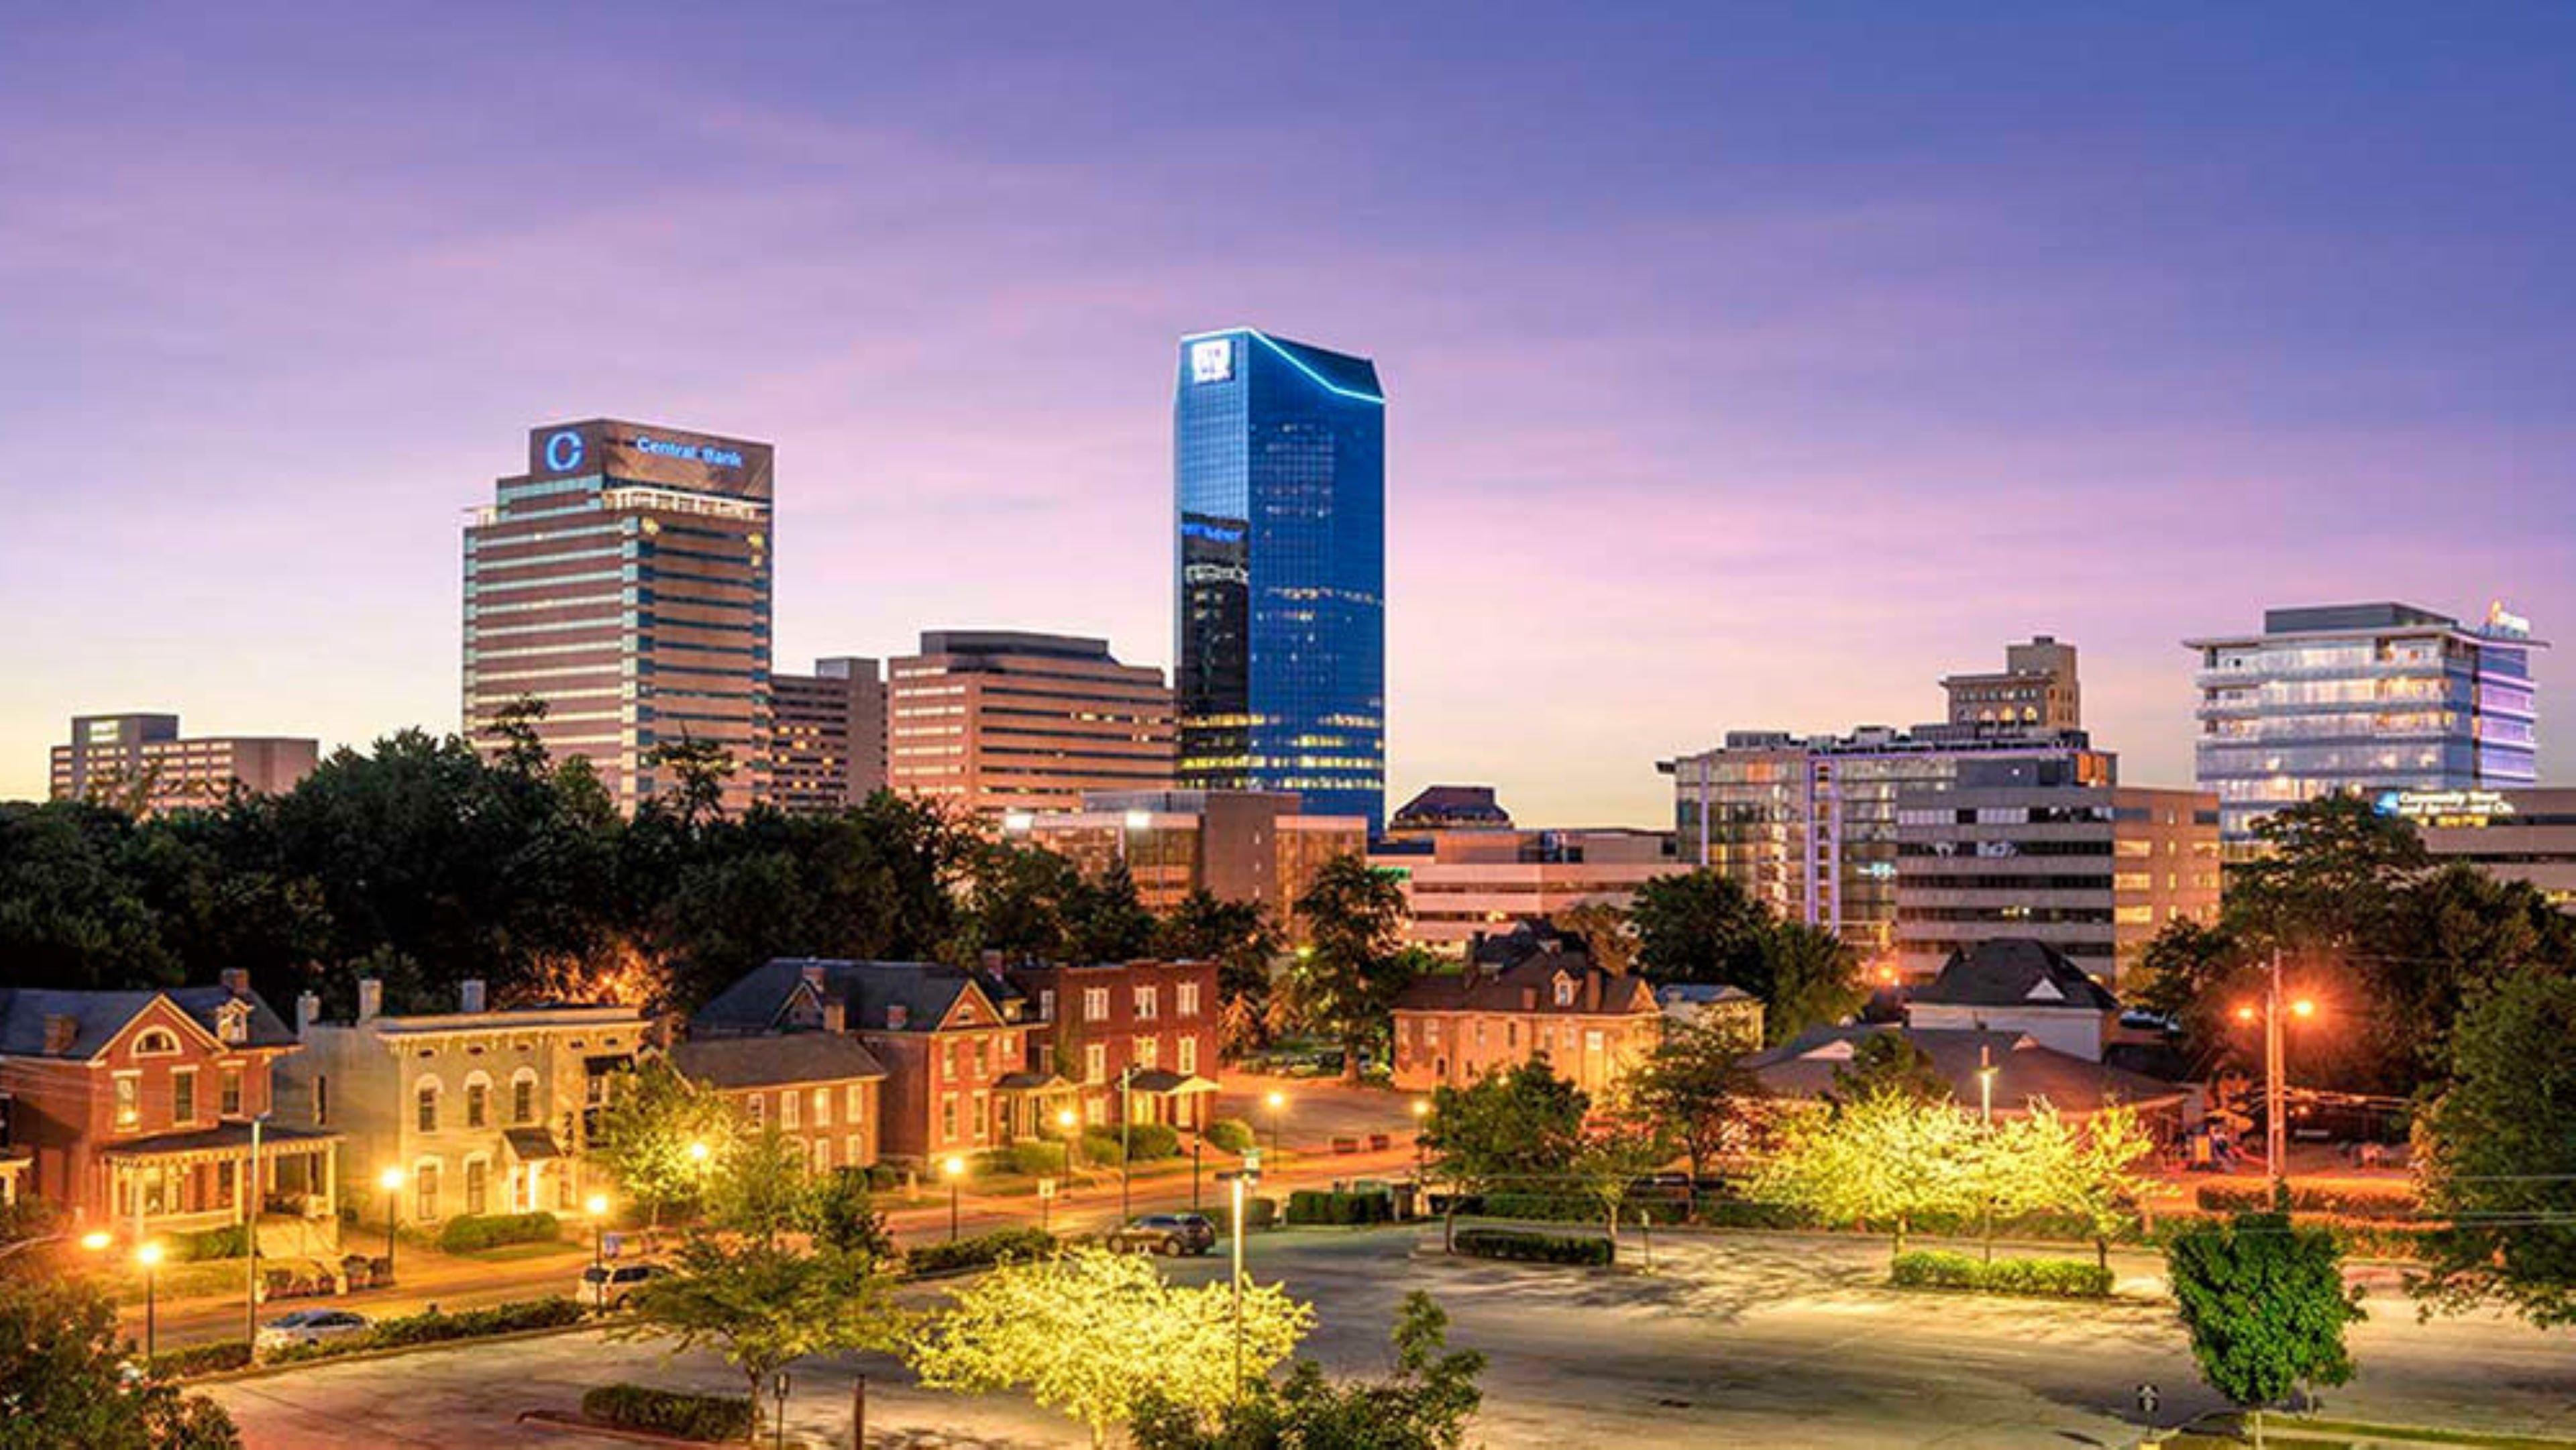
[1057,1107,1081,1172]
[1264,1091,1286,1160]
[1224,1169,1260,1400]
[1409,1099,1430,1180]
[1119,1066,1137,1223]
[942,1156,967,1243]
[2237,949,2317,1200]
[585,1193,610,1302]
[1975,1050,2000,1264]
[378,1168,405,1282]
[136,1241,164,1361]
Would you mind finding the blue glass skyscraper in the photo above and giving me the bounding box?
[1173,328,1387,831]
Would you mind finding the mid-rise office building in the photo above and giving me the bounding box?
[2186,602,2540,848]
[2377,787,2576,909]
[1006,788,1367,937]
[768,657,886,812]
[1665,726,2108,957]
[885,632,1176,817]
[462,419,774,816]
[49,713,318,813]
[1372,828,1682,958]
[1942,636,2082,730]
[1173,328,1387,831]
[1893,758,2220,985]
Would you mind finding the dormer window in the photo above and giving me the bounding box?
[1552,976,1576,1008]
[216,1002,250,1045]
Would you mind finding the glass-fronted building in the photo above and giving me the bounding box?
[1173,328,1387,830]
[463,420,773,816]
[2185,602,2542,849]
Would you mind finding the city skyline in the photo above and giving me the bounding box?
[6,7,2574,822]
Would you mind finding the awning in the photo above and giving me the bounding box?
[1124,1070,1218,1096]
[99,1122,339,1167]
[503,1127,566,1162]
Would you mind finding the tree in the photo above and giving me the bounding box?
[639,735,737,832]
[1750,1090,1980,1262]
[590,1058,741,1227]
[1282,856,1417,1082]
[806,1168,896,1264]
[1754,922,1868,1044]
[1158,891,1281,1054]
[1980,1103,2156,1270]
[626,1233,906,1444]
[1549,901,1639,979]
[1418,1059,1589,1251]
[2413,966,2576,1327]
[1629,870,1768,987]
[0,1274,242,1449]
[1130,1291,1485,1450]
[704,1125,815,1246]
[2165,1212,2365,1448]
[1624,1017,1769,1185]
[1826,1032,1949,1106]
[1566,1107,1677,1262]
[907,1245,1314,1449]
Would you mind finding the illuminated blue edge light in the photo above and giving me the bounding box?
[1181,327,1385,406]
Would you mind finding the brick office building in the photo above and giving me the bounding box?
[1002,960,1222,1131]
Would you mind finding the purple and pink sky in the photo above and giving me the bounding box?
[3,6,2571,822]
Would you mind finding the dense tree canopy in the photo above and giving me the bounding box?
[2413,966,2576,1329]
[2165,1211,2365,1441]
[0,1274,241,1449]
[1627,871,1866,1042]
[1279,857,1420,1081]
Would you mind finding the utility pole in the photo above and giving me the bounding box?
[244,1113,265,1349]
[2265,948,2287,1203]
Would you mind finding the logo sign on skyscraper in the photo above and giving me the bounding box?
[1189,337,1235,384]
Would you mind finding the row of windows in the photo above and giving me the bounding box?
[415,1070,543,1132]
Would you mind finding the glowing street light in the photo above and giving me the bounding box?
[79,1230,112,1253]
[1264,1091,1287,1160]
[941,1156,967,1243]
[378,1167,405,1280]
[584,1193,611,1296]
[2241,950,2319,1198]
[136,1241,165,1360]
[1409,1099,1430,1180]
[687,1139,712,1164]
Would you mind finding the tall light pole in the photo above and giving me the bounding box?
[1057,1107,1081,1172]
[378,1168,404,1282]
[1224,1169,1258,1399]
[243,1112,266,1351]
[1976,1048,1998,1264]
[1119,1066,1136,1223]
[942,1156,966,1242]
[1409,1099,1430,1179]
[1264,1091,1286,1160]
[136,1241,164,1361]
[2236,950,2316,1203]
[585,1192,610,1308]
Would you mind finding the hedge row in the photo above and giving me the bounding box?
[1204,1119,1256,1154]
[1454,1228,1613,1267]
[2194,1182,2422,1222]
[173,1225,252,1263]
[581,1385,753,1442]
[435,1211,561,1253]
[150,1341,254,1378]
[905,1227,1059,1276]
[1001,1140,1067,1178]
[1285,1190,1395,1227]
[263,1296,586,1363]
[1079,1131,1126,1168]
[1891,1251,2113,1299]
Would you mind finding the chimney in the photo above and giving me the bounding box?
[357,978,382,1023]
[979,950,1004,974]
[459,979,486,1015]
[1519,987,1538,1011]
[219,968,250,997]
[821,997,847,1034]
[42,1015,78,1056]
[294,993,320,1036]
[885,1003,908,1031]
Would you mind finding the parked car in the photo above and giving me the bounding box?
[1109,1214,1217,1256]
[577,1261,668,1310]
[257,1308,372,1351]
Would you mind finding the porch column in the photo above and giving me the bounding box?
[321,1146,337,1219]
[237,1150,252,1227]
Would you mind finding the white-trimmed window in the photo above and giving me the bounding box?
[414,1160,441,1221]
[782,1090,800,1131]
[464,1072,492,1129]
[1084,1043,1106,1084]
[133,1028,180,1058]
[415,1077,441,1133]
[1134,1036,1160,1070]
[172,1067,199,1124]
[845,1082,865,1120]
[1134,986,1159,1021]
[114,1072,141,1129]
[1176,982,1200,1017]
[1177,1036,1197,1075]
[812,1089,830,1129]
[464,1155,490,1215]
[971,1089,990,1144]
[1083,987,1110,1023]
[1553,977,1576,1007]
[511,1069,538,1125]
[844,1133,863,1167]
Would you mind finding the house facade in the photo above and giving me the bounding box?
[1901,938,2121,1062]
[667,1032,888,1176]
[0,973,338,1242]
[272,980,649,1225]
[1002,959,1222,1131]
[1389,948,1663,1099]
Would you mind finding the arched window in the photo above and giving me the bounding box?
[133,1028,180,1057]
[415,1076,441,1133]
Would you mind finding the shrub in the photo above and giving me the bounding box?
[435,1211,561,1253]
[865,1164,902,1191]
[1080,1130,1126,1168]
[1204,1118,1256,1154]
[581,1385,753,1442]
[1007,1140,1069,1178]
[1285,1189,1395,1227]
[152,1341,254,1378]
[1202,1195,1279,1234]
[1692,1198,1818,1231]
[1124,1123,1182,1162]
[174,1225,251,1263]
[906,1227,1059,1276]
[1478,1192,1596,1223]
[2194,1182,2421,1222]
[1890,1251,2112,1299]
[1454,1228,1613,1266]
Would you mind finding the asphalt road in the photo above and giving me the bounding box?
[205,1225,2576,1449]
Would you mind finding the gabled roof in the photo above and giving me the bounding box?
[0,985,297,1060]
[669,1033,888,1091]
[692,959,1000,1037]
[1742,1025,2188,1115]
[1913,939,2120,1013]
[1393,958,1658,1018]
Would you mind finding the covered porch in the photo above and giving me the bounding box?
[994,1071,1082,1145]
[1121,1070,1220,1131]
[97,1122,341,1246]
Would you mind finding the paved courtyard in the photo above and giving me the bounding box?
[208,1225,2576,1449]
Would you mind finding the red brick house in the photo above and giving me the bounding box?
[1002,959,1222,1131]
[0,972,339,1239]
[667,1032,889,1176]
[1389,944,1662,1099]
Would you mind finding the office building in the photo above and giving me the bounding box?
[1942,636,2081,730]
[1894,758,2220,985]
[50,713,318,813]
[1006,788,1367,937]
[2186,602,2542,849]
[1173,328,1387,830]
[1372,827,1682,958]
[2378,787,2576,909]
[768,657,886,812]
[1665,726,2108,958]
[462,419,774,816]
[885,632,1175,817]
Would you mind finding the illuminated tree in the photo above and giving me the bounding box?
[1549,901,1639,979]
[1750,1089,1980,1260]
[590,1057,742,1228]
[1567,1107,1678,1262]
[1419,1060,1588,1250]
[625,1233,905,1445]
[907,1245,1313,1449]
[0,1274,242,1449]
[1132,1291,1485,1450]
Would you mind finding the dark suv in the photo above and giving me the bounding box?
[1110,1213,1218,1256]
